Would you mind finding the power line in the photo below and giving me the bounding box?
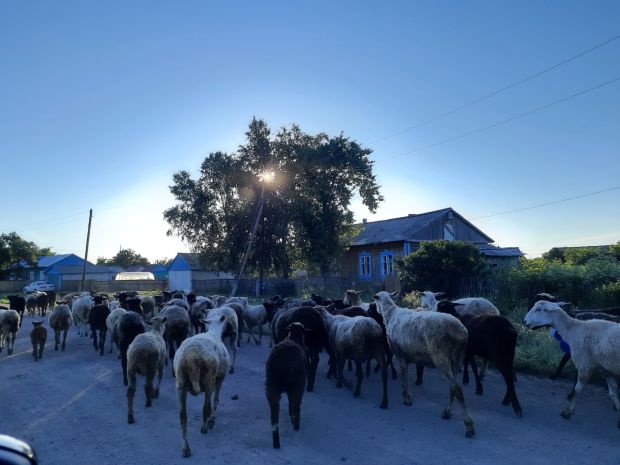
[371,32,620,144]
[375,75,620,163]
[468,186,620,220]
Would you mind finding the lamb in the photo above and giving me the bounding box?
[126,316,167,424]
[7,295,26,327]
[438,301,522,417]
[320,308,388,408]
[272,306,330,392]
[72,295,92,337]
[107,308,127,355]
[117,308,146,386]
[208,306,239,373]
[26,294,38,317]
[373,291,475,437]
[88,296,111,356]
[48,304,73,351]
[243,304,268,345]
[419,291,445,311]
[159,304,190,374]
[139,295,156,320]
[0,309,20,355]
[173,314,231,457]
[524,300,620,429]
[265,322,308,449]
[30,321,47,361]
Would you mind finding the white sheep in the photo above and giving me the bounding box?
[48,304,73,351]
[106,308,127,354]
[419,291,445,311]
[373,291,475,437]
[209,306,238,373]
[0,309,20,355]
[173,313,231,457]
[242,304,268,345]
[452,297,500,316]
[126,316,167,424]
[72,295,93,337]
[524,300,620,429]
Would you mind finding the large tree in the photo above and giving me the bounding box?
[97,248,150,269]
[0,232,53,271]
[164,118,382,278]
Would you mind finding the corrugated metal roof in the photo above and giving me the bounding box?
[352,208,452,246]
[177,253,206,271]
[46,264,117,274]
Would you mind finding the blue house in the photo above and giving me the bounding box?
[13,254,88,282]
[167,253,233,292]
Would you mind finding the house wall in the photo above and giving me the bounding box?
[343,242,404,287]
[414,213,490,243]
[168,270,192,292]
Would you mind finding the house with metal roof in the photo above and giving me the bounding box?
[9,254,88,281]
[167,253,233,292]
[344,207,522,286]
[45,263,118,290]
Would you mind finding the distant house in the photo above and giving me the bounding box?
[8,254,87,281]
[167,253,233,292]
[45,264,118,290]
[343,207,522,286]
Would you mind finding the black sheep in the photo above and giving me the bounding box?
[272,306,330,392]
[366,303,398,379]
[36,292,49,317]
[438,301,522,417]
[265,322,308,449]
[117,303,146,386]
[7,295,26,327]
[88,296,111,356]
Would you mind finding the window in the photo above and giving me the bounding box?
[380,251,394,278]
[358,252,371,280]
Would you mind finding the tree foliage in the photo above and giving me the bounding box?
[97,248,150,269]
[164,118,383,277]
[0,232,53,271]
[397,240,485,297]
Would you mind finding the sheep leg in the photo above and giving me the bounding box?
[336,357,346,389]
[154,362,164,398]
[145,367,155,408]
[61,329,68,351]
[398,358,412,405]
[92,329,98,351]
[376,350,388,409]
[469,357,483,395]
[415,364,424,386]
[268,391,281,449]
[347,359,353,371]
[307,351,319,392]
[38,342,44,360]
[121,346,129,386]
[258,324,263,345]
[551,353,571,379]
[210,376,224,429]
[127,372,137,424]
[201,388,213,434]
[288,389,302,430]
[353,361,364,397]
[228,333,238,374]
[247,324,252,343]
[499,367,522,417]
[604,377,620,429]
[32,342,38,361]
[178,389,191,457]
[479,358,487,381]
[462,359,470,385]
[450,381,475,438]
[54,330,60,351]
[99,330,106,356]
[561,372,590,419]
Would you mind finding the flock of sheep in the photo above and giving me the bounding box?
[1,287,620,458]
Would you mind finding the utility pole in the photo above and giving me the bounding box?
[230,185,265,297]
[80,209,93,292]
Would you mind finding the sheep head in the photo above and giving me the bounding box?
[420,291,444,311]
[343,290,363,307]
[523,301,570,329]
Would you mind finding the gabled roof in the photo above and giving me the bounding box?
[351,208,493,246]
[37,254,73,268]
[478,244,523,257]
[175,253,206,271]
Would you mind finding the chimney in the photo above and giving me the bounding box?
[362,218,367,224]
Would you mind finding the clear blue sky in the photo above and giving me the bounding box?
[2,1,619,262]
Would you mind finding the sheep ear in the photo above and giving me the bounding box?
[557,301,571,307]
[433,292,445,297]
[389,291,399,298]
[219,314,226,323]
